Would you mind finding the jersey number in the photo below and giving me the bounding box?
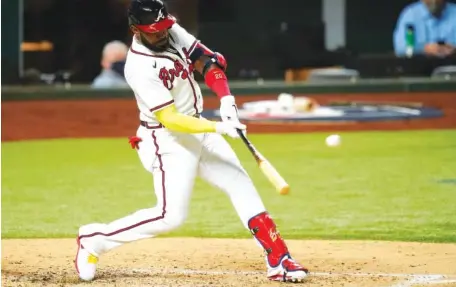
[215,72,223,79]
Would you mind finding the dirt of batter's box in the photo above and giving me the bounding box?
[2,238,456,287]
[2,92,456,141]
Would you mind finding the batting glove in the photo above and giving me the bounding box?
[215,121,246,139]
[219,95,240,123]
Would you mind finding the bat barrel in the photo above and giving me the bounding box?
[236,128,290,195]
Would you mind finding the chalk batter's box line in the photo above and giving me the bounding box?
[128,268,456,286]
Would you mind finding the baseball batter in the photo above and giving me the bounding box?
[75,0,308,283]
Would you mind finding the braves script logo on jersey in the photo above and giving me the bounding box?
[159,60,192,90]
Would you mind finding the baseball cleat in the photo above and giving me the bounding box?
[267,256,309,283]
[74,238,98,281]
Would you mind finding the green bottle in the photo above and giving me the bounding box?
[405,24,415,57]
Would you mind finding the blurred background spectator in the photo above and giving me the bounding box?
[2,0,456,85]
[393,0,456,58]
[91,41,129,89]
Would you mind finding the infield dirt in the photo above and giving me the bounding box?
[2,238,456,287]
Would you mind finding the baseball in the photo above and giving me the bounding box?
[325,134,341,147]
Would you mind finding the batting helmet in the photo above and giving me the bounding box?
[128,0,176,33]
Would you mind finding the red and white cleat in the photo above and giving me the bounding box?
[267,256,309,283]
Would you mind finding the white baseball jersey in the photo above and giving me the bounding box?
[124,23,204,126]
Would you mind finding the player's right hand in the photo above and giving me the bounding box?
[215,121,246,139]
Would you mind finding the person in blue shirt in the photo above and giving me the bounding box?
[393,0,456,57]
[91,41,129,89]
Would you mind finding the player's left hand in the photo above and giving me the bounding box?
[219,95,240,123]
[220,95,247,136]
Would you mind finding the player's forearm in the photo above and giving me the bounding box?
[155,106,216,133]
[194,53,231,99]
[163,114,216,133]
[204,65,231,99]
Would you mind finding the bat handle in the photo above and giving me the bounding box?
[236,128,249,145]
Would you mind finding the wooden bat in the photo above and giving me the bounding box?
[237,129,290,195]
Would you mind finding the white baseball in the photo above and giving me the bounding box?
[325,134,341,147]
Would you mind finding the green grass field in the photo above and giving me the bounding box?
[2,130,456,242]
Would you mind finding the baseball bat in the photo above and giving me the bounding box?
[237,129,290,195]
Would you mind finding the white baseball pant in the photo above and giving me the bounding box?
[78,125,267,256]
